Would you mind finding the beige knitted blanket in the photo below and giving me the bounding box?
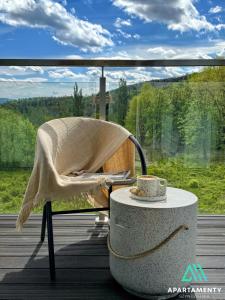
[16,117,134,230]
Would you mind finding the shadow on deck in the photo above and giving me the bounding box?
[0,215,224,299]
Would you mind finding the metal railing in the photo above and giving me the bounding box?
[0,58,225,120]
[0,58,225,67]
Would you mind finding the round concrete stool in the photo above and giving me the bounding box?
[109,187,198,299]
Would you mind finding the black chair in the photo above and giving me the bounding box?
[40,135,147,280]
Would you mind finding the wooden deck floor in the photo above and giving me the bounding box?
[0,214,225,300]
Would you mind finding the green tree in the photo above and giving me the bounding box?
[126,82,191,160]
[114,78,129,125]
[183,86,213,165]
[73,83,84,116]
[163,82,190,155]
[188,67,225,156]
[126,83,160,148]
[0,108,36,167]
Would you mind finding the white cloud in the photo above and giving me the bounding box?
[209,6,222,14]
[70,7,76,14]
[113,0,225,32]
[147,46,211,59]
[0,77,47,82]
[0,0,113,52]
[97,39,225,61]
[0,80,76,99]
[48,68,90,81]
[1,40,225,94]
[116,28,141,40]
[147,47,177,57]
[116,28,132,39]
[85,66,154,84]
[114,17,131,28]
[0,64,211,99]
[0,66,44,76]
[28,66,44,74]
[133,33,140,39]
[46,65,156,84]
[146,42,225,59]
[64,55,82,59]
[107,69,153,83]
[92,50,137,60]
[84,40,225,83]
[86,66,193,85]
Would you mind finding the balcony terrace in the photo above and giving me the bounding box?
[0,214,225,300]
[0,59,225,300]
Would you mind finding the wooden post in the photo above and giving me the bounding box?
[97,66,108,224]
[99,67,106,120]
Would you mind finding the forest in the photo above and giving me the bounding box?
[0,67,225,214]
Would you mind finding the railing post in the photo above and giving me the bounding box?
[99,66,106,120]
[97,66,109,224]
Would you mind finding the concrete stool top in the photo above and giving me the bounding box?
[111,186,198,209]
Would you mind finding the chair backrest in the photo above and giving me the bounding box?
[40,117,147,176]
[128,135,147,176]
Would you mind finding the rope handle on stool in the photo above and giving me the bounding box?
[107,224,189,260]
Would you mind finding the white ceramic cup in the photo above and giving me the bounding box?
[137,175,167,197]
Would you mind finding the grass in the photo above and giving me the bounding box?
[148,160,225,214]
[0,160,225,214]
[0,169,90,214]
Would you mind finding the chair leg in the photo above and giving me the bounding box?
[40,204,47,242]
[108,185,112,219]
[46,201,56,280]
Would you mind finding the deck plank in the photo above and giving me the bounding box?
[0,214,224,300]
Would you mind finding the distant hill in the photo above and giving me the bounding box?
[0,73,192,127]
[0,74,189,106]
[137,74,188,88]
[147,74,189,86]
[0,98,10,104]
[110,74,189,98]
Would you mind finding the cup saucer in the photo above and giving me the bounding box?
[129,190,167,202]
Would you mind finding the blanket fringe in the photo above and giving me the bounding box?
[16,180,108,231]
[16,201,34,231]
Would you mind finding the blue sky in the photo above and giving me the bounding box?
[0,0,225,98]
